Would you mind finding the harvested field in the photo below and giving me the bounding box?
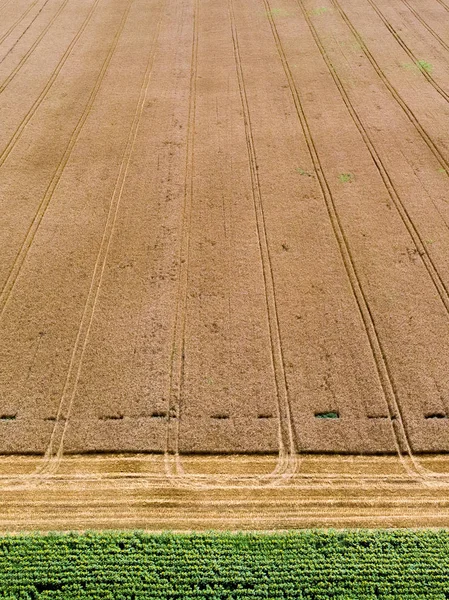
[2,0,449,528]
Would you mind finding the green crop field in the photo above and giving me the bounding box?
[0,531,449,599]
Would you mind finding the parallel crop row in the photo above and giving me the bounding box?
[0,531,449,599]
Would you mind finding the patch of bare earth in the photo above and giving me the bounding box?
[2,0,449,529]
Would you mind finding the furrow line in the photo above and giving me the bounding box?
[0,0,120,319]
[39,0,166,475]
[0,0,100,168]
[0,0,70,94]
[263,0,421,478]
[0,0,42,46]
[329,0,449,175]
[366,0,449,108]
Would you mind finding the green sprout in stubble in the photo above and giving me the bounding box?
[296,167,313,177]
[402,60,433,74]
[417,60,433,73]
[338,173,354,183]
[438,167,446,174]
[309,6,329,16]
[266,7,289,17]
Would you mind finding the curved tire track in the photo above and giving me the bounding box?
[296,0,449,471]
[39,0,166,476]
[165,0,297,490]
[328,0,449,479]
[164,0,199,481]
[227,0,296,480]
[263,0,422,479]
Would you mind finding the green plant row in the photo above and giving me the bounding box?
[0,530,449,599]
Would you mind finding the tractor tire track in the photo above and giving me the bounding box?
[296,0,449,462]
[305,0,449,481]
[0,0,15,17]
[0,0,100,169]
[329,0,449,179]
[398,0,449,55]
[0,0,71,95]
[0,0,126,320]
[302,2,449,305]
[227,0,296,480]
[262,0,422,479]
[329,0,449,477]
[39,0,165,476]
[0,0,42,47]
[435,0,449,13]
[0,0,54,66]
[366,0,449,105]
[164,0,297,489]
[164,0,198,481]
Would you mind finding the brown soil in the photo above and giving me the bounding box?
[2,0,449,528]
